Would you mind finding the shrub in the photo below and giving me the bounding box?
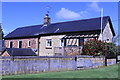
[82,39,117,57]
[105,43,117,58]
[82,39,105,56]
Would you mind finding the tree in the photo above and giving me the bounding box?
[0,23,3,40]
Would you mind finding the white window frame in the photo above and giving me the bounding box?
[60,39,64,47]
[18,41,22,48]
[28,40,31,47]
[9,41,13,48]
[46,39,52,47]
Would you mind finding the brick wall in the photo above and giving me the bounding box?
[1,51,10,56]
[4,38,38,49]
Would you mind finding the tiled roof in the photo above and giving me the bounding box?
[1,48,37,56]
[4,16,115,39]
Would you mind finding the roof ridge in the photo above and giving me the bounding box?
[51,16,110,25]
[17,16,110,29]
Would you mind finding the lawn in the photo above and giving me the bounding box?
[2,64,119,79]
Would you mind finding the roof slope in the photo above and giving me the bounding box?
[2,48,37,56]
[4,16,115,39]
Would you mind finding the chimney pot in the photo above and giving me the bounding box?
[44,14,50,24]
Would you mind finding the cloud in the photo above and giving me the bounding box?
[56,2,101,19]
[79,10,89,18]
[88,2,101,12]
[56,8,81,19]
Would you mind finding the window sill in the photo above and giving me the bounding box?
[46,47,52,49]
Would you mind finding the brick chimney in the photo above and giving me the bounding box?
[44,14,51,24]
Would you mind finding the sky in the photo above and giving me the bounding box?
[1,2,119,37]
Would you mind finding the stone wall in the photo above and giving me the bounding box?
[0,56,76,75]
[0,56,116,76]
[64,47,82,56]
[77,55,116,69]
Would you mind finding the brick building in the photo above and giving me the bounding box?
[3,14,115,56]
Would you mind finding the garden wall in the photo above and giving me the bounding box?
[0,56,116,76]
[77,55,116,69]
[0,56,76,75]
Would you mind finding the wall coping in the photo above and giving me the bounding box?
[0,55,105,59]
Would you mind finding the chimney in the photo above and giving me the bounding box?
[44,14,51,24]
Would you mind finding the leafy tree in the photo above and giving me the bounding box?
[0,23,3,40]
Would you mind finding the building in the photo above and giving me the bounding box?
[1,48,37,56]
[3,14,115,56]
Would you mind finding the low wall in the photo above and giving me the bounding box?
[0,56,116,76]
[77,55,116,69]
[0,56,76,75]
[64,47,82,56]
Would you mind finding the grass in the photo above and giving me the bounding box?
[2,64,119,79]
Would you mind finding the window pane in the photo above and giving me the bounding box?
[19,41,22,48]
[61,39,64,46]
[79,38,84,46]
[46,39,52,47]
[10,42,13,48]
[28,41,31,47]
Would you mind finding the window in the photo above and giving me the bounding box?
[28,41,31,47]
[107,39,109,41]
[66,39,78,46]
[46,39,52,47]
[79,38,84,46]
[18,41,22,48]
[60,39,64,47]
[9,41,13,48]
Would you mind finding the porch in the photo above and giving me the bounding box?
[54,33,99,56]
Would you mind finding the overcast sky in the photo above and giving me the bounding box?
[1,2,118,36]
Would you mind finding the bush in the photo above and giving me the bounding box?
[82,39,105,56]
[82,39,117,57]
